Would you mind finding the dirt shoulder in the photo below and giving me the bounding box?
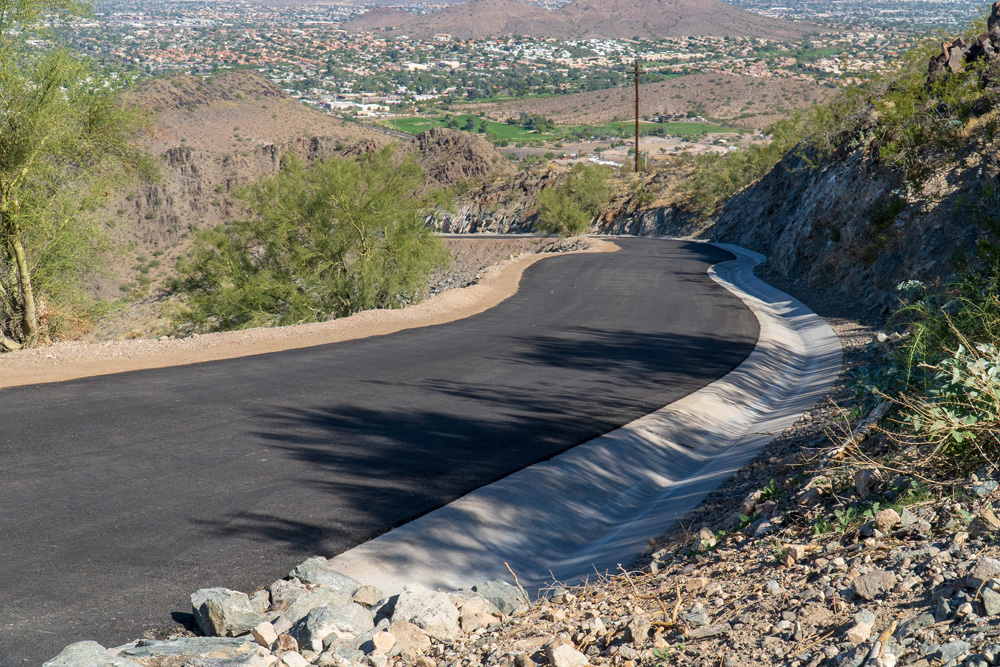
[0,237,615,390]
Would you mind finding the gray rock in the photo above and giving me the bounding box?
[289,558,363,595]
[687,623,730,639]
[983,587,1000,616]
[896,613,935,639]
[447,590,490,616]
[935,640,971,663]
[846,610,875,645]
[968,557,1000,590]
[391,583,461,641]
[852,571,895,601]
[546,643,588,667]
[279,588,355,627]
[836,644,867,667]
[472,579,530,615]
[936,597,952,622]
[971,481,999,498]
[749,518,772,537]
[875,508,901,533]
[192,588,263,637]
[353,586,385,608]
[765,581,782,596]
[967,654,990,667]
[684,609,709,627]
[627,615,651,644]
[186,653,272,667]
[43,642,141,667]
[290,603,375,653]
[120,637,254,659]
[980,643,1000,664]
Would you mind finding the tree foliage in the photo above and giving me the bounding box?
[172,148,449,333]
[0,0,150,348]
[535,163,612,237]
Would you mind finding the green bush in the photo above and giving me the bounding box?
[535,163,612,237]
[171,148,449,332]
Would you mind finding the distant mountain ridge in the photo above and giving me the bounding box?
[344,0,813,40]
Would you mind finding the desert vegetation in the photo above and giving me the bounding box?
[0,0,151,350]
[170,148,449,333]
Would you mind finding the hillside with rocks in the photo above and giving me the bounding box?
[98,73,512,309]
[346,0,813,40]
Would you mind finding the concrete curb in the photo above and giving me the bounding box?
[327,242,843,593]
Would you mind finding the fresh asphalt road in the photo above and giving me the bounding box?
[0,238,759,666]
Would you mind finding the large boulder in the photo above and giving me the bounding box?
[290,603,375,653]
[391,583,461,641]
[43,642,141,667]
[191,588,263,637]
[289,558,362,595]
[472,580,530,615]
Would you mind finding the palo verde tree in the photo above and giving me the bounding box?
[172,147,449,333]
[0,0,150,349]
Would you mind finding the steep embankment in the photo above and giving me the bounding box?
[712,11,1000,315]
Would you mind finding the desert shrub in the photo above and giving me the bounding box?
[171,147,448,332]
[535,163,612,237]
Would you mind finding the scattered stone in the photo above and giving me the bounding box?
[191,588,264,637]
[967,557,1000,589]
[370,631,395,654]
[387,621,432,659]
[627,615,651,644]
[982,586,1000,616]
[43,642,142,667]
[280,651,311,667]
[392,583,461,640]
[352,586,385,608]
[290,603,375,653]
[935,640,971,663]
[687,623,731,639]
[273,634,299,655]
[693,527,717,551]
[288,559,362,595]
[121,638,256,660]
[846,610,876,645]
[971,481,1000,498]
[855,468,881,498]
[252,621,279,648]
[875,508,901,533]
[853,571,896,601]
[765,581,783,596]
[472,580,530,615]
[970,510,1000,538]
[546,641,588,667]
[278,588,355,627]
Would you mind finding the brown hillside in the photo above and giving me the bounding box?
[411,128,516,188]
[465,73,833,130]
[342,7,416,31]
[350,0,814,40]
[379,0,565,38]
[560,0,813,39]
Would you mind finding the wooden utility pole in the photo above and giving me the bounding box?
[633,60,641,172]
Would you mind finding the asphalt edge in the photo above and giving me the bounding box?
[325,241,843,594]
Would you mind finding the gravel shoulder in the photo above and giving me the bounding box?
[0,237,613,390]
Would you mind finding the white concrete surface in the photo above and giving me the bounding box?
[326,242,842,594]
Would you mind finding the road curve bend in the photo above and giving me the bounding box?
[0,238,759,666]
[327,240,843,593]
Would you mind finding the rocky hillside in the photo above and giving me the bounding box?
[711,8,1000,316]
[346,0,813,40]
[99,73,511,301]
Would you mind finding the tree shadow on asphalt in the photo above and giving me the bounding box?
[188,326,757,556]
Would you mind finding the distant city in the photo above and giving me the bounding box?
[58,0,977,121]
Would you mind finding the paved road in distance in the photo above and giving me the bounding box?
[0,238,758,666]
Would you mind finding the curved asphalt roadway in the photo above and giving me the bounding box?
[0,238,759,666]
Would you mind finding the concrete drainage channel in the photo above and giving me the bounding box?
[44,241,842,666]
[327,241,843,593]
